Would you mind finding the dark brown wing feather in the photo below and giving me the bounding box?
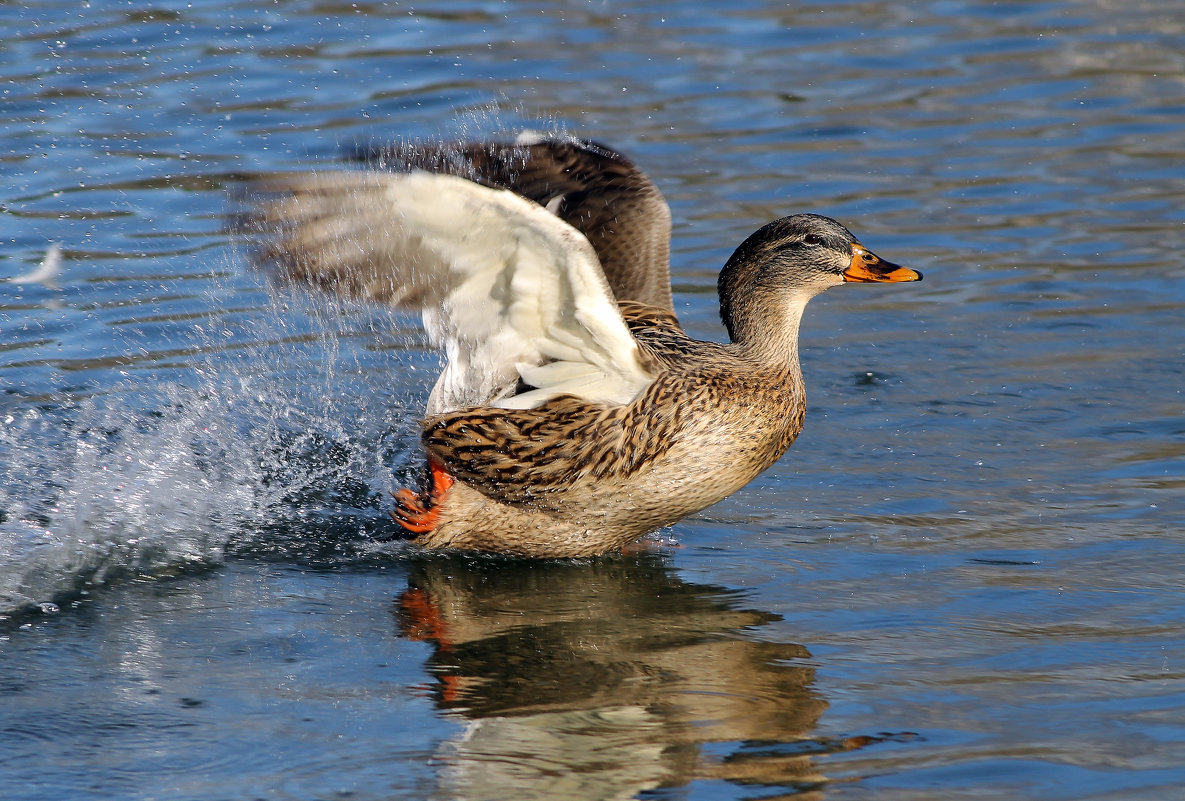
[618,299,727,368]
[353,137,674,311]
[617,299,684,337]
[421,389,685,508]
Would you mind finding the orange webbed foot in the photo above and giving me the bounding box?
[391,459,454,534]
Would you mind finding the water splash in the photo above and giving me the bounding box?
[0,288,429,616]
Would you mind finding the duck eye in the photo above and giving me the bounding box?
[802,234,822,246]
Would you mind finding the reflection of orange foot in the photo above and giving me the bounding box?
[396,587,462,704]
[398,588,451,645]
[391,459,454,534]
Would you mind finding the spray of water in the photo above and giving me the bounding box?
[0,274,431,616]
[1,112,581,616]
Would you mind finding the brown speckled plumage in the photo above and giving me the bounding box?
[243,135,921,557]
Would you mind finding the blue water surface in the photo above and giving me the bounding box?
[2,1,1184,799]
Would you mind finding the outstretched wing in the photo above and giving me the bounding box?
[245,169,655,415]
[352,134,675,311]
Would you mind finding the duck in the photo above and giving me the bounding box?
[246,133,921,557]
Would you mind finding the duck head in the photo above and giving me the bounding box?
[717,214,921,350]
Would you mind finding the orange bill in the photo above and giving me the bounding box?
[842,243,923,283]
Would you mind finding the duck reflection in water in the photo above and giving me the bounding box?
[395,554,886,799]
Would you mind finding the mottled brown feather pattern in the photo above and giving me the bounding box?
[617,300,728,366]
[423,382,686,509]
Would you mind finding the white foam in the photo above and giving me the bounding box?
[0,297,420,616]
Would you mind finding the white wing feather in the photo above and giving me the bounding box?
[255,170,654,414]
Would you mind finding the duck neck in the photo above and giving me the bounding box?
[726,291,810,376]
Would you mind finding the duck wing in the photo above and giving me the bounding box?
[246,169,655,415]
[422,388,683,507]
[353,135,674,311]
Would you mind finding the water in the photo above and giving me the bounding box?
[2,0,1183,798]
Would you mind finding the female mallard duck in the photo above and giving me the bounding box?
[248,134,921,557]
